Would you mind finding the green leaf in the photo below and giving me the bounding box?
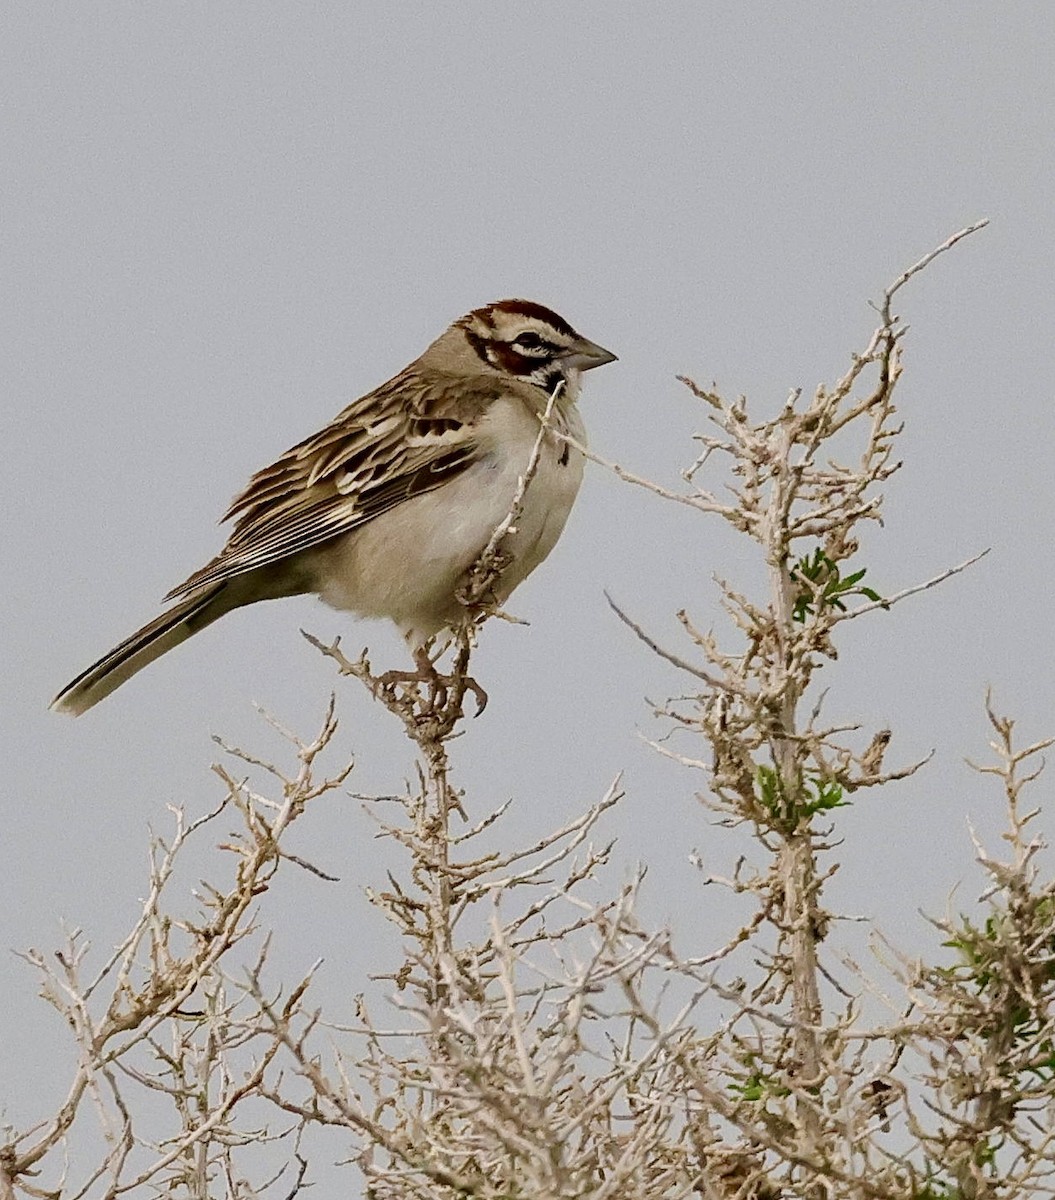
[789,547,885,621]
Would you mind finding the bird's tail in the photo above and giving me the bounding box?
[50,584,234,716]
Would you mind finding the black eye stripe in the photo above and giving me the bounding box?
[464,327,566,379]
[483,341,546,376]
[512,333,559,356]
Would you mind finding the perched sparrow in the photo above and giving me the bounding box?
[51,300,616,715]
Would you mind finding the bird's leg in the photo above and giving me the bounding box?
[418,640,488,716]
[446,633,488,716]
[415,644,450,710]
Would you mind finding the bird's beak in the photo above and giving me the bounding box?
[565,339,618,371]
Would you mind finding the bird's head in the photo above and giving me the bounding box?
[451,299,617,397]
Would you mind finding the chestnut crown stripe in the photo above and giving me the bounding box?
[470,298,580,338]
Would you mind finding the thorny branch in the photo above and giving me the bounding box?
[2,700,349,1199]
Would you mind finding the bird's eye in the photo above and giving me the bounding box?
[514,331,545,351]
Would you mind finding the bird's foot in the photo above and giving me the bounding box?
[375,646,487,718]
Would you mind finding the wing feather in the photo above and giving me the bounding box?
[164,369,501,603]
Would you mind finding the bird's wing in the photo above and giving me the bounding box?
[164,370,504,601]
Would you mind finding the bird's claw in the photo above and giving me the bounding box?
[374,657,488,719]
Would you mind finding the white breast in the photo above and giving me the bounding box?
[308,394,587,645]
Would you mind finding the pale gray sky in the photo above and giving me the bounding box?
[4,0,1055,1143]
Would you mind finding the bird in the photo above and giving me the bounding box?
[51,299,617,715]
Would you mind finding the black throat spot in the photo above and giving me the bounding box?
[537,364,567,395]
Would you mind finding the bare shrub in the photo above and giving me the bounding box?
[8,222,1053,1200]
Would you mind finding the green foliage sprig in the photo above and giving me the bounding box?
[790,547,884,623]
